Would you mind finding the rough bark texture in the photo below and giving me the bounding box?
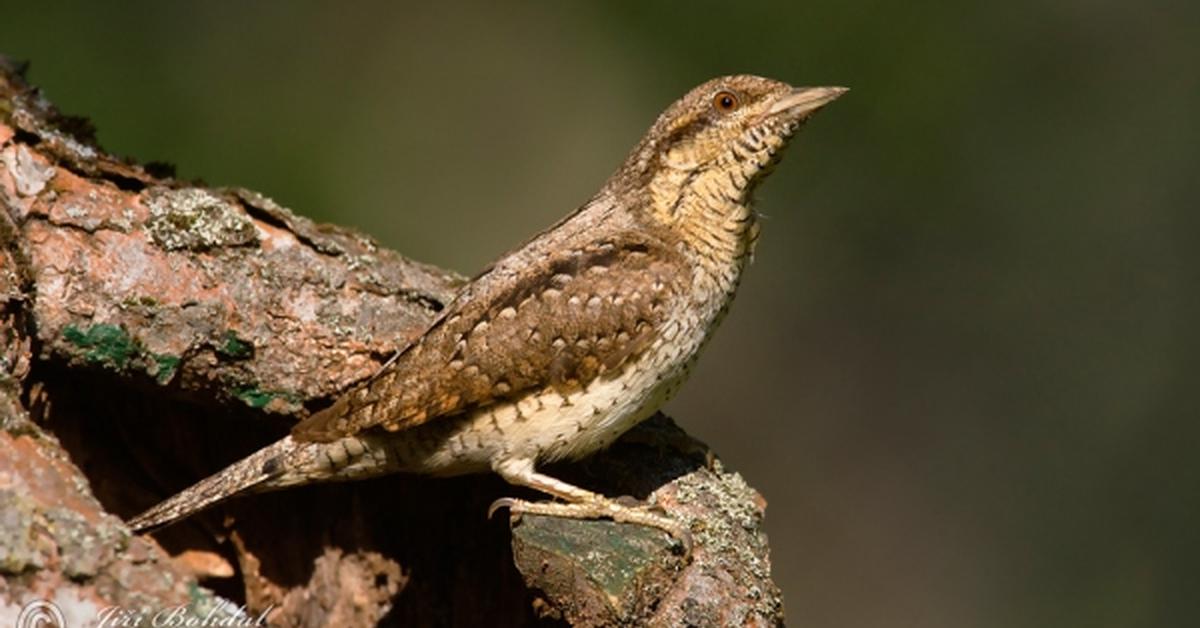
[0,57,783,627]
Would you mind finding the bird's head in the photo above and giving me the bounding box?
[608,75,846,226]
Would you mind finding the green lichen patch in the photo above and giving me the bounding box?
[145,187,258,251]
[62,324,184,386]
[232,385,299,412]
[152,354,180,384]
[63,323,139,369]
[233,386,272,409]
[216,330,253,359]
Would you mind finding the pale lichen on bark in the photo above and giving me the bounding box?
[145,187,258,251]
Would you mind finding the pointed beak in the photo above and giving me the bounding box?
[767,86,849,119]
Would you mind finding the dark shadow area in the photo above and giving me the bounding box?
[31,363,529,625]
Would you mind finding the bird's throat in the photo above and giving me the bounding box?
[650,173,760,304]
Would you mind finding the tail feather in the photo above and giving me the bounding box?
[127,436,296,532]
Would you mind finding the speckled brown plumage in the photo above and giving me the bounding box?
[292,235,684,442]
[128,75,846,543]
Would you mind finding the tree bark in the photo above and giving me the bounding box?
[0,57,783,627]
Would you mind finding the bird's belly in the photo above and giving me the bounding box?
[400,319,703,476]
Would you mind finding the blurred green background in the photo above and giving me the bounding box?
[4,2,1196,625]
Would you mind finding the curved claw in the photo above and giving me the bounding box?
[487,497,519,519]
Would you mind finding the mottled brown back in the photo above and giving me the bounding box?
[292,233,685,442]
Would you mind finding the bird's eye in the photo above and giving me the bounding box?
[712,90,740,114]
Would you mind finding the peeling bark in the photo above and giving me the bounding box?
[0,57,783,627]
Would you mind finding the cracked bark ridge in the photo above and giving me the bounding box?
[0,56,784,626]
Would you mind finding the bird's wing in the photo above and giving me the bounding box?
[291,234,685,443]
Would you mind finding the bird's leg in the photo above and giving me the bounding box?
[488,458,692,552]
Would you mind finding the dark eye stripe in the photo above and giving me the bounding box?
[660,117,708,152]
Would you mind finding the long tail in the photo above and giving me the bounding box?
[127,436,298,532]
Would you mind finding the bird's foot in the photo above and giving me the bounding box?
[489,495,692,555]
